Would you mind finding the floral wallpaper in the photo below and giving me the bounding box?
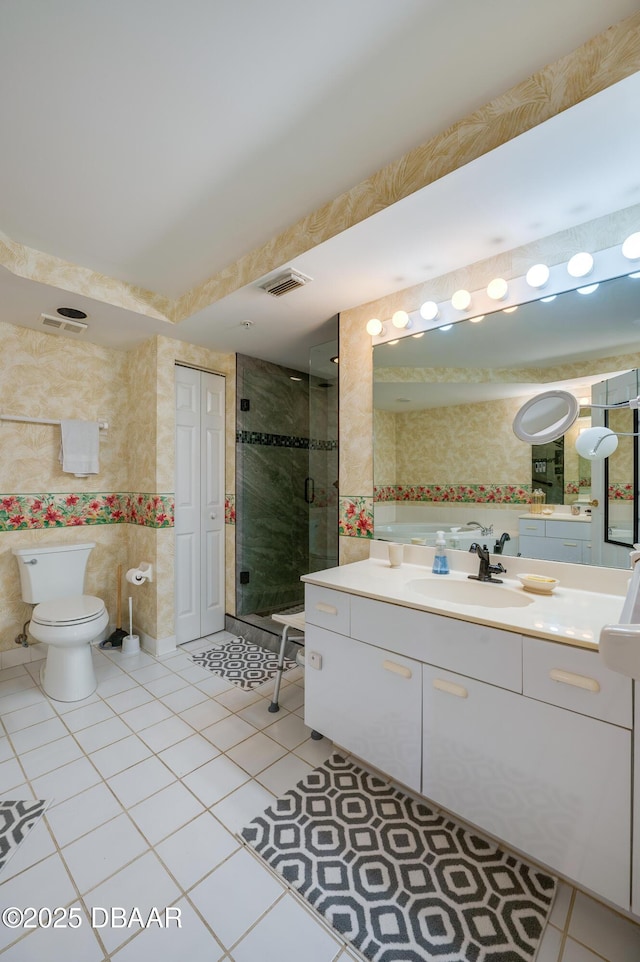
[0,493,174,531]
[339,497,374,539]
[374,484,531,504]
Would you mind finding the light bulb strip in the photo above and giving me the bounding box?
[367,239,637,345]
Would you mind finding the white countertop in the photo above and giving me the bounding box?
[302,547,628,651]
[518,512,591,524]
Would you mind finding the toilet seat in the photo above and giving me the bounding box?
[33,595,106,628]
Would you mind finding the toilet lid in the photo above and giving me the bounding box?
[33,595,106,627]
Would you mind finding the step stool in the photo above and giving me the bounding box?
[269,611,322,740]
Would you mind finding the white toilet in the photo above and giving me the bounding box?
[13,542,108,702]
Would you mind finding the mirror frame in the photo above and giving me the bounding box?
[512,391,580,445]
[604,405,639,549]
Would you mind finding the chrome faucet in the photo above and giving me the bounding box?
[467,520,494,537]
[468,543,507,584]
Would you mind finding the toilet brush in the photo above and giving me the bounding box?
[128,596,133,640]
[100,564,127,649]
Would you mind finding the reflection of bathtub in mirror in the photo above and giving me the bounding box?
[374,522,519,555]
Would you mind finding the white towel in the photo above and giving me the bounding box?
[59,419,100,477]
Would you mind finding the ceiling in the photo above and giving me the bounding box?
[1,1,638,370]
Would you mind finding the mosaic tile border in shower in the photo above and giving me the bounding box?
[0,492,175,531]
[236,431,337,450]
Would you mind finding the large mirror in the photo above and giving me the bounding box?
[373,272,640,568]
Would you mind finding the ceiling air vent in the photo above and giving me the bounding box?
[261,270,311,297]
[40,312,88,333]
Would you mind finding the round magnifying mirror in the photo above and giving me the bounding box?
[512,390,580,445]
[575,426,619,461]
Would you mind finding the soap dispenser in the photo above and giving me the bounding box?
[432,531,449,575]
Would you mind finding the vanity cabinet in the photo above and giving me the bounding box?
[304,625,422,792]
[304,582,633,911]
[518,517,591,564]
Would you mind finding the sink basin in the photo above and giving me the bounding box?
[407,578,534,608]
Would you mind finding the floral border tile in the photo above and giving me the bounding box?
[225,494,236,524]
[339,496,374,538]
[608,482,634,501]
[374,484,532,504]
[0,492,174,531]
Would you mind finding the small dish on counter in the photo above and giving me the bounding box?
[517,572,559,594]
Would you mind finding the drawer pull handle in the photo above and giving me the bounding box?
[382,660,412,679]
[433,678,468,698]
[525,526,539,531]
[549,669,600,693]
[315,602,338,615]
[562,542,578,547]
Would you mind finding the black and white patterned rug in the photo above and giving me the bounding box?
[0,799,49,874]
[242,754,557,962]
[190,637,297,690]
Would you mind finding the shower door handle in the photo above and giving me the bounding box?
[304,477,315,504]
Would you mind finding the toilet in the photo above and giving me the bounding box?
[12,542,108,702]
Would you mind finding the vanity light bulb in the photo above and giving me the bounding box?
[540,295,556,302]
[438,324,453,332]
[577,283,599,295]
[469,315,485,324]
[391,310,410,329]
[567,252,593,278]
[503,306,518,314]
[451,289,471,311]
[486,278,508,301]
[526,264,550,289]
[419,300,439,321]
[622,232,640,260]
[366,318,384,336]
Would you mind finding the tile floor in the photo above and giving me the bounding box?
[0,633,638,961]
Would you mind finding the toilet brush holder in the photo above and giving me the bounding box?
[122,634,140,656]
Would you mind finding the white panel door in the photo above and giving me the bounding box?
[175,366,225,643]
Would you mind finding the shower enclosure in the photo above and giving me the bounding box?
[235,340,338,634]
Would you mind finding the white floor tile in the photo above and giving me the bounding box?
[30,756,102,807]
[0,854,77,952]
[107,756,176,808]
[129,780,204,844]
[294,735,334,767]
[188,847,283,949]
[73,714,132,753]
[159,684,209,713]
[214,686,264,713]
[1,699,56,733]
[96,673,138,698]
[104,686,154,714]
[143,673,189,698]
[231,891,341,962]
[90,733,152,778]
[20,735,83,779]
[182,755,249,806]
[0,907,104,962]
[112,897,222,962]
[255,752,313,796]
[45,781,123,848]
[0,735,15,762]
[274,684,305,712]
[52,691,101,714]
[226,731,287,776]
[120,699,173,731]
[174,664,216,683]
[237,698,285,730]
[62,699,115,732]
[211,779,276,836]
[0,757,29,792]
[84,851,181,954]
[569,891,640,961]
[535,924,563,962]
[61,812,148,894]
[129,663,172,684]
[201,715,257,751]
[180,699,231,730]
[158,733,221,777]
[0,685,47,714]
[138,716,194,752]
[0,672,37,698]
[561,939,604,962]
[196,675,236,696]
[264,711,311,749]
[9,715,67,754]
[549,881,573,931]
[155,811,238,889]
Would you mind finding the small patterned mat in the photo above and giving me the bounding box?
[242,754,557,962]
[190,637,297,690]
[0,799,49,874]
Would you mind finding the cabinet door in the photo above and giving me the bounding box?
[305,625,422,792]
[422,665,630,909]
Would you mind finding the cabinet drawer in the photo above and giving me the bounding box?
[351,596,522,692]
[305,584,350,636]
[545,520,591,541]
[523,637,632,728]
[519,519,546,537]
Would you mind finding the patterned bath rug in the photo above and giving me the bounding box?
[190,636,297,690]
[242,754,557,962]
[0,799,49,874]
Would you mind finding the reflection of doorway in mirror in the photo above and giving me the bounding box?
[566,412,592,505]
[531,438,564,504]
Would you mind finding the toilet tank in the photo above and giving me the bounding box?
[12,542,96,603]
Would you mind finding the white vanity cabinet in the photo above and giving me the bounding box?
[304,580,633,911]
[422,663,631,908]
[518,517,591,564]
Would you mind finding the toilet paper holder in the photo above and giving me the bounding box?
[125,562,153,585]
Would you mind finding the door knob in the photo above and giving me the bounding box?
[210,512,217,519]
[588,499,599,508]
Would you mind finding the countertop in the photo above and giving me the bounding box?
[518,513,591,523]
[302,546,628,651]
